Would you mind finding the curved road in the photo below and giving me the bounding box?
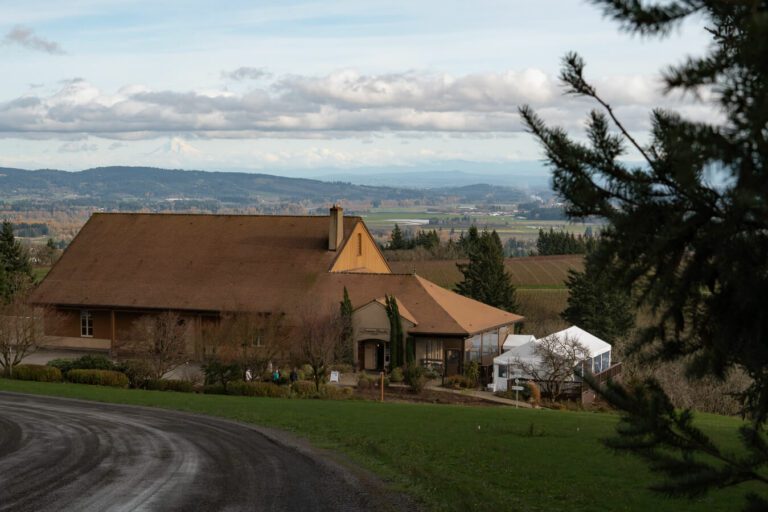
[0,392,395,512]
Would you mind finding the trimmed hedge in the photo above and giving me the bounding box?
[67,369,129,387]
[47,355,117,376]
[11,364,62,382]
[291,380,318,397]
[145,379,194,393]
[227,381,290,398]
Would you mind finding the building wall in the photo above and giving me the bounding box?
[46,307,212,357]
[330,222,390,273]
[352,300,415,370]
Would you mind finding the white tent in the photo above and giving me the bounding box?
[502,334,535,350]
[491,326,612,393]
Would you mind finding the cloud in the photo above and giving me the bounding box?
[0,68,716,140]
[58,142,98,153]
[221,67,270,81]
[3,26,65,55]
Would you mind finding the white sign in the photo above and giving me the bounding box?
[510,385,524,391]
[329,371,340,383]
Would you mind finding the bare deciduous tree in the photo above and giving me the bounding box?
[202,311,288,377]
[514,333,590,401]
[294,308,343,391]
[119,311,190,380]
[0,288,49,377]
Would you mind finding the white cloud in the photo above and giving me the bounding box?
[0,68,716,140]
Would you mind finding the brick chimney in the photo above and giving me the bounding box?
[329,204,343,251]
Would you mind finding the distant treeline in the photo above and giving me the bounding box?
[536,228,596,256]
[11,222,49,238]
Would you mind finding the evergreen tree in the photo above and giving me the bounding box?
[456,230,518,312]
[521,2,768,507]
[458,224,480,256]
[337,287,354,365]
[388,224,406,250]
[384,295,404,368]
[562,247,635,346]
[0,263,7,304]
[0,221,32,301]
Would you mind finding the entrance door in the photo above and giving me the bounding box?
[445,349,461,376]
[376,343,385,371]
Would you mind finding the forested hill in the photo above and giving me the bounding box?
[0,166,529,209]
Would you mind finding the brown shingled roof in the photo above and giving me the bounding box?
[321,273,523,336]
[31,212,360,312]
[32,212,522,337]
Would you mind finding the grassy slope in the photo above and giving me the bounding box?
[0,379,752,512]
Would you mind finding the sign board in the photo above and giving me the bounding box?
[329,371,340,383]
[510,385,524,391]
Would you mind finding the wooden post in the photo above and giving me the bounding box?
[380,371,384,402]
[110,310,116,359]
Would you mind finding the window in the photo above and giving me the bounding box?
[603,351,611,369]
[80,310,93,337]
[357,233,363,256]
[498,365,508,378]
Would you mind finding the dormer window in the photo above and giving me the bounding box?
[80,310,93,337]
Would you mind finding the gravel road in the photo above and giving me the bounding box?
[0,392,397,512]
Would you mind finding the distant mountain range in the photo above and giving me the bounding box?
[0,166,536,209]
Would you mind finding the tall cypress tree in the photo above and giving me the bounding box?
[337,287,354,365]
[385,295,404,368]
[520,2,768,507]
[456,229,518,312]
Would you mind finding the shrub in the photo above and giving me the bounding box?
[202,359,242,391]
[389,367,404,383]
[203,384,226,395]
[464,361,480,387]
[227,381,289,398]
[357,374,374,390]
[48,355,116,376]
[527,381,542,405]
[444,375,471,389]
[291,380,317,397]
[145,379,194,393]
[12,364,62,382]
[301,364,314,379]
[117,359,153,389]
[319,385,353,400]
[67,369,129,387]
[404,364,427,393]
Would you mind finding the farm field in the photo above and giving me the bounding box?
[389,255,583,289]
[0,379,754,512]
[361,208,601,241]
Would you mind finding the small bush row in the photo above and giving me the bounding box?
[203,380,353,400]
[145,379,194,393]
[67,369,129,387]
[11,364,62,382]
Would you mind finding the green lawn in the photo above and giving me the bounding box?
[0,379,754,512]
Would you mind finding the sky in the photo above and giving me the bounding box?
[0,0,713,175]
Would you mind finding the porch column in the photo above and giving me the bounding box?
[110,310,116,358]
